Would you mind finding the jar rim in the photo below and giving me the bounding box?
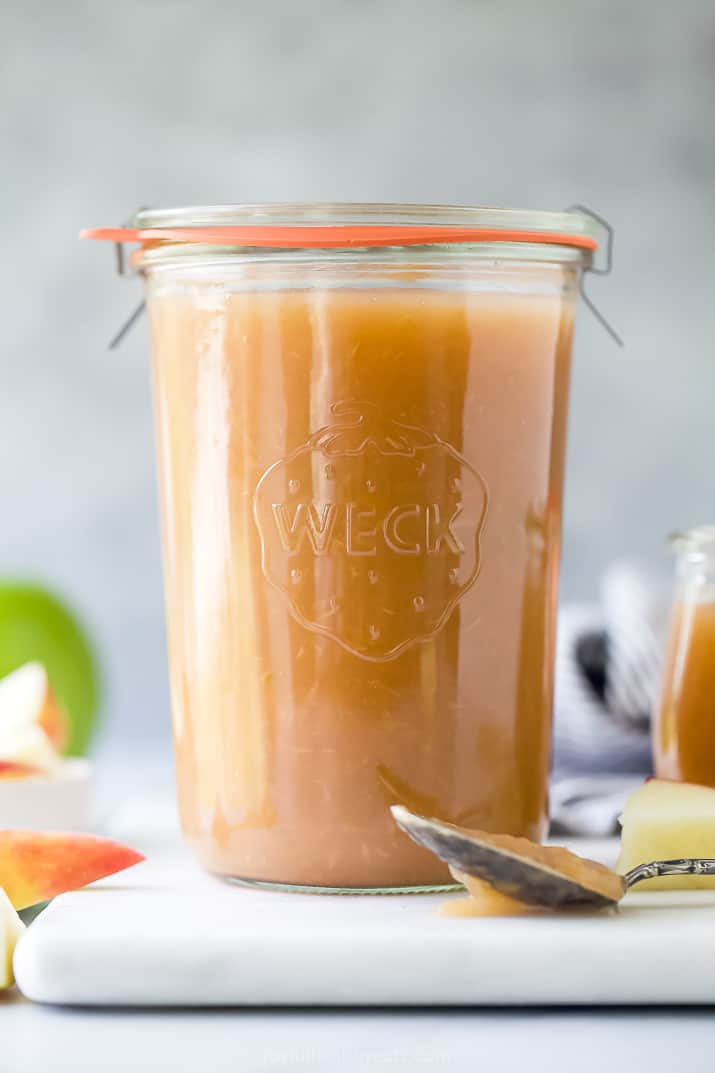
[669,526,715,554]
[80,202,600,258]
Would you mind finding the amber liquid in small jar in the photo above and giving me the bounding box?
[655,528,715,786]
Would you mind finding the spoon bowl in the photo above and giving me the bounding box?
[391,805,715,910]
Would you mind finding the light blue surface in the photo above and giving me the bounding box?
[4,994,715,1073]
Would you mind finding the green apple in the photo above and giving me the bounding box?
[0,583,100,755]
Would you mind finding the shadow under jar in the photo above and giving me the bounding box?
[92,205,598,891]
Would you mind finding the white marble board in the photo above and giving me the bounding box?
[13,830,715,1007]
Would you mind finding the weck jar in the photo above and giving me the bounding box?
[83,204,599,891]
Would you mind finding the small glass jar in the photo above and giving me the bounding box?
[655,527,715,786]
[84,204,598,891]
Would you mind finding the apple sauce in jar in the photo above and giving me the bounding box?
[85,205,598,890]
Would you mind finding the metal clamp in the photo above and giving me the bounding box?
[108,211,148,350]
[109,300,146,350]
[567,203,623,347]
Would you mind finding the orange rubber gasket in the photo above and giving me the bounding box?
[80,225,598,251]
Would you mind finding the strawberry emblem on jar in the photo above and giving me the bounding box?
[253,402,488,662]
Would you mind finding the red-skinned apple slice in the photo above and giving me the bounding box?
[0,760,43,780]
[0,724,57,772]
[0,662,69,756]
[0,831,145,909]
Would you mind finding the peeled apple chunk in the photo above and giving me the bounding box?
[0,887,24,988]
[617,779,715,890]
[0,830,145,910]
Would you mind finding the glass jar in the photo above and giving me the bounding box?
[84,204,598,890]
[655,526,715,786]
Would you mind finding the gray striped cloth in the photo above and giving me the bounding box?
[550,563,671,835]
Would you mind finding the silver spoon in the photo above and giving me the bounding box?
[391,804,715,910]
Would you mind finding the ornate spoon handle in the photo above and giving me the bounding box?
[624,858,715,888]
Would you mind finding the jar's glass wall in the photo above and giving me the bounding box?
[147,255,579,889]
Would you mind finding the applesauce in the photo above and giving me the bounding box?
[655,527,715,787]
[86,205,597,889]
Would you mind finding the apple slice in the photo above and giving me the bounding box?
[0,725,58,773]
[0,662,69,756]
[36,678,69,752]
[617,779,715,890]
[0,582,100,756]
[0,831,145,910]
[0,887,24,988]
[0,760,43,780]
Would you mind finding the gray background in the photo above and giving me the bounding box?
[1,0,714,750]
